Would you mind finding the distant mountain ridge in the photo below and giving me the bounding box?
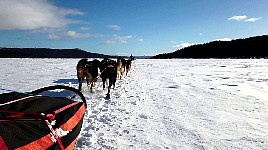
[152,35,268,59]
[0,48,116,58]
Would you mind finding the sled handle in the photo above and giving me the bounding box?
[29,85,86,106]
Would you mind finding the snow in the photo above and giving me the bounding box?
[1,58,268,149]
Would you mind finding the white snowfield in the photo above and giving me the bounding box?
[0,58,268,150]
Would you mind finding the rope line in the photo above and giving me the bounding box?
[0,96,34,107]
[88,67,107,86]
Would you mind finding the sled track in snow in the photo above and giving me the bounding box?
[75,71,136,149]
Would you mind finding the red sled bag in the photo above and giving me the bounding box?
[0,85,87,150]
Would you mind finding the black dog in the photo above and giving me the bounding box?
[87,59,101,92]
[125,59,132,76]
[100,58,117,97]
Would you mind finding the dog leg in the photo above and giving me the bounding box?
[86,73,94,93]
[120,72,123,79]
[103,80,105,89]
[78,82,82,91]
[105,78,109,88]
[90,85,93,93]
[93,81,96,87]
[117,71,120,79]
[78,77,84,91]
[112,78,116,89]
[107,78,113,96]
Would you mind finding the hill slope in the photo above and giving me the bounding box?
[152,35,268,59]
[0,48,115,58]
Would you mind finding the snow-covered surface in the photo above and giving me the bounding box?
[1,58,268,149]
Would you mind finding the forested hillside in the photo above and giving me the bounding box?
[152,35,268,59]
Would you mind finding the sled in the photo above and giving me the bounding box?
[0,85,87,150]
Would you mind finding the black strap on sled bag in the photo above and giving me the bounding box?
[0,85,87,150]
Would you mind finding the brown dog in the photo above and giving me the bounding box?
[116,57,126,79]
[76,58,100,92]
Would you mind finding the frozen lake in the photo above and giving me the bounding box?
[0,58,268,149]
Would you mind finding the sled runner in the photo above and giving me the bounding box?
[0,85,87,150]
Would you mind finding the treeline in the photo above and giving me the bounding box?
[0,48,116,58]
[152,35,268,59]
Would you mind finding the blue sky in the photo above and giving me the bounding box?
[0,0,267,56]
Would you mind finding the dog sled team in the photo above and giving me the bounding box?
[76,55,134,96]
[0,55,134,149]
